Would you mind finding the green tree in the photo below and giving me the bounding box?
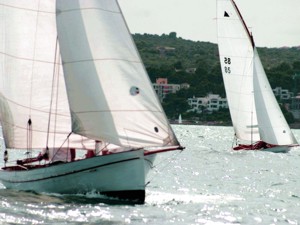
[280,104,295,124]
[173,61,183,70]
[169,32,177,39]
[293,61,300,73]
[162,92,190,119]
[132,33,300,124]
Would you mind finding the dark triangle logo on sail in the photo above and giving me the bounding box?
[224,11,230,17]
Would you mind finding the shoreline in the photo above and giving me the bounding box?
[171,121,300,129]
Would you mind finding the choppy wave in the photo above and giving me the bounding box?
[0,125,300,224]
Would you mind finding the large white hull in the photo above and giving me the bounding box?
[0,149,156,203]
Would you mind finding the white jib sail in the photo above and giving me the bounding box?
[217,0,259,142]
[253,48,298,145]
[56,0,179,148]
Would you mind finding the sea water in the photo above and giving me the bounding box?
[0,125,300,225]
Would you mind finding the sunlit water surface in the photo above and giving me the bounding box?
[0,125,300,224]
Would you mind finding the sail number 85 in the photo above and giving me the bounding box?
[224,57,231,74]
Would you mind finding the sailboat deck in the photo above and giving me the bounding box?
[2,164,46,171]
[2,163,60,171]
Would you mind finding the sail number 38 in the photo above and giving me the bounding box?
[224,57,231,74]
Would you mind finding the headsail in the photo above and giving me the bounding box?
[56,0,179,148]
[253,49,297,145]
[217,0,259,142]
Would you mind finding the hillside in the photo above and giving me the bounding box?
[133,32,300,122]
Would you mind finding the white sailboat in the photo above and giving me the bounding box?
[216,0,298,153]
[178,114,182,124]
[0,1,183,204]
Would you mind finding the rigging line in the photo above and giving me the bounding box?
[251,109,254,149]
[98,142,111,156]
[66,138,70,162]
[0,96,68,115]
[0,3,54,14]
[26,0,41,155]
[46,36,59,149]
[59,7,121,15]
[0,51,60,65]
[52,39,62,148]
[27,118,32,158]
[146,150,182,186]
[74,109,165,114]
[231,0,255,48]
[232,133,237,149]
[29,0,42,117]
[62,58,142,65]
[49,132,72,162]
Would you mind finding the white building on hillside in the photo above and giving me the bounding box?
[187,94,228,113]
[290,95,300,119]
[153,78,189,102]
[273,87,293,100]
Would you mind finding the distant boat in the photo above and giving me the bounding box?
[216,0,298,153]
[0,0,183,204]
[178,114,182,124]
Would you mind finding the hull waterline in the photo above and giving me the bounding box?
[0,149,156,204]
[233,145,298,153]
[261,145,298,153]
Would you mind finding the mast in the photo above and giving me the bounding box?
[231,0,255,48]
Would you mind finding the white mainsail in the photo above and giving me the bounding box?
[217,0,259,142]
[0,1,88,150]
[56,0,179,149]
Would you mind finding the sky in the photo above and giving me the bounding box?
[118,0,300,48]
